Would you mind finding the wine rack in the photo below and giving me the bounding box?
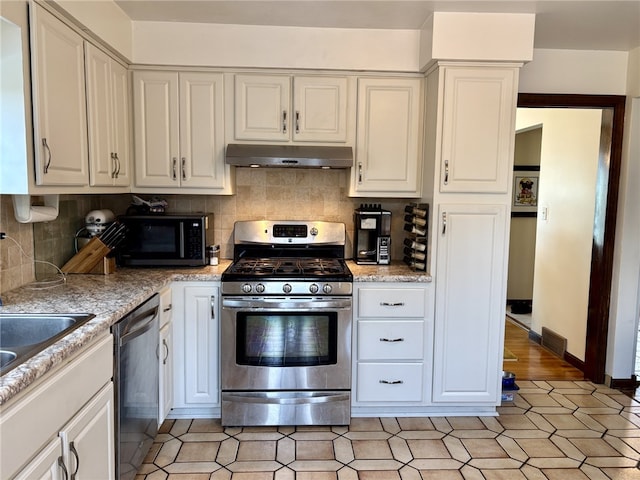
[403,203,428,271]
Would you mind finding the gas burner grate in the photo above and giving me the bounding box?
[226,257,349,277]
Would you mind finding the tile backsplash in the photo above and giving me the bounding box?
[0,168,418,294]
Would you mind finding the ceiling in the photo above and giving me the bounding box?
[114,0,640,52]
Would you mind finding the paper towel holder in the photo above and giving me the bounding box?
[12,194,59,223]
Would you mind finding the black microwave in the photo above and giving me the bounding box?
[117,214,209,267]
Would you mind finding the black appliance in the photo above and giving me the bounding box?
[117,214,208,267]
[353,204,391,265]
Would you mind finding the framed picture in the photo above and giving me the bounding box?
[512,166,540,216]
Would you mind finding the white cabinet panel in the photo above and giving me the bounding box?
[13,437,62,480]
[432,204,507,403]
[234,74,290,141]
[293,76,348,142]
[357,363,423,402]
[358,287,426,318]
[358,320,424,360]
[352,77,422,197]
[30,4,88,186]
[439,66,518,193]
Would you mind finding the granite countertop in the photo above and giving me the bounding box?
[0,259,429,406]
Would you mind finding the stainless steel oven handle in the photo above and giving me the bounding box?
[223,393,350,405]
[222,297,352,310]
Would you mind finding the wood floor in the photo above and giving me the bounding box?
[502,318,585,381]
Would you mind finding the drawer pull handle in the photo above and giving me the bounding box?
[163,304,172,312]
[379,379,403,385]
[380,337,404,343]
[380,302,404,307]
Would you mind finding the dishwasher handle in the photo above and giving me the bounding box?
[119,305,159,346]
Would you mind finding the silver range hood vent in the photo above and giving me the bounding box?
[225,144,353,169]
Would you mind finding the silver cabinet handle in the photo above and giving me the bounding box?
[70,441,80,480]
[282,110,287,134]
[444,159,449,185]
[114,152,121,178]
[163,304,172,312]
[358,162,363,183]
[162,338,169,365]
[379,380,404,385]
[380,337,404,342]
[42,138,52,174]
[295,111,300,133]
[58,456,69,480]
[110,153,116,178]
[442,212,447,235]
[380,302,404,307]
[172,157,177,180]
[211,295,215,320]
[181,157,186,181]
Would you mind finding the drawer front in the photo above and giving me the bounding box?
[357,363,423,402]
[358,320,424,360]
[358,288,426,318]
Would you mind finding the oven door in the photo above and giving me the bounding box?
[221,297,352,391]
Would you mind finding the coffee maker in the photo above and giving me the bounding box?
[353,204,391,265]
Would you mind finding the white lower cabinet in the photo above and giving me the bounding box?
[352,283,432,413]
[0,334,114,479]
[159,286,174,424]
[171,282,220,417]
[432,204,508,404]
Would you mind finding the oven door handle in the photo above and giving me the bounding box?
[223,393,350,405]
[222,298,352,310]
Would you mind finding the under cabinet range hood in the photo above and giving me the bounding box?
[225,144,353,169]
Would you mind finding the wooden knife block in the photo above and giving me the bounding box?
[61,237,113,274]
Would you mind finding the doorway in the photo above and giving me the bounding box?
[511,94,625,384]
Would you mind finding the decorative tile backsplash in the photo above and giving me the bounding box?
[0,169,416,293]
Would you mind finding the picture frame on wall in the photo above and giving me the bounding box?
[512,166,540,217]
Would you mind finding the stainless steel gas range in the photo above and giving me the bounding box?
[220,220,353,426]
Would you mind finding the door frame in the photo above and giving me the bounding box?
[517,93,626,384]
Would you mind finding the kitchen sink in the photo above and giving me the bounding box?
[0,313,95,376]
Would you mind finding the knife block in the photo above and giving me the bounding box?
[61,237,112,274]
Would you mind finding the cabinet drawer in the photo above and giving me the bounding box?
[358,288,425,318]
[357,363,423,402]
[358,320,424,360]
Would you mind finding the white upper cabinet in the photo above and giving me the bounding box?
[85,43,130,187]
[234,74,350,143]
[133,70,231,193]
[438,65,518,193]
[30,4,88,186]
[351,77,423,197]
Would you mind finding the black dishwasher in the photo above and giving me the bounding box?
[112,293,159,480]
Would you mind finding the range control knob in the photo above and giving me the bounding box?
[283,283,293,294]
[241,283,252,293]
[309,283,319,294]
[255,283,265,294]
[322,284,333,294]
[310,227,319,236]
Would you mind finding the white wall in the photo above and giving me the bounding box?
[516,108,602,361]
[132,21,420,71]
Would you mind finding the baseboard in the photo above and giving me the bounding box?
[564,351,584,372]
[609,375,639,390]
[527,329,585,373]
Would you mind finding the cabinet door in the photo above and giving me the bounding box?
[234,74,290,141]
[432,204,507,403]
[439,66,517,193]
[179,73,226,189]
[293,76,348,142]
[159,322,174,424]
[133,71,180,187]
[182,285,219,406]
[13,437,62,480]
[353,77,422,197]
[110,60,131,186]
[31,4,88,186]
[59,383,115,480]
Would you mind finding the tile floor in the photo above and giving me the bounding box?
[136,381,640,479]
